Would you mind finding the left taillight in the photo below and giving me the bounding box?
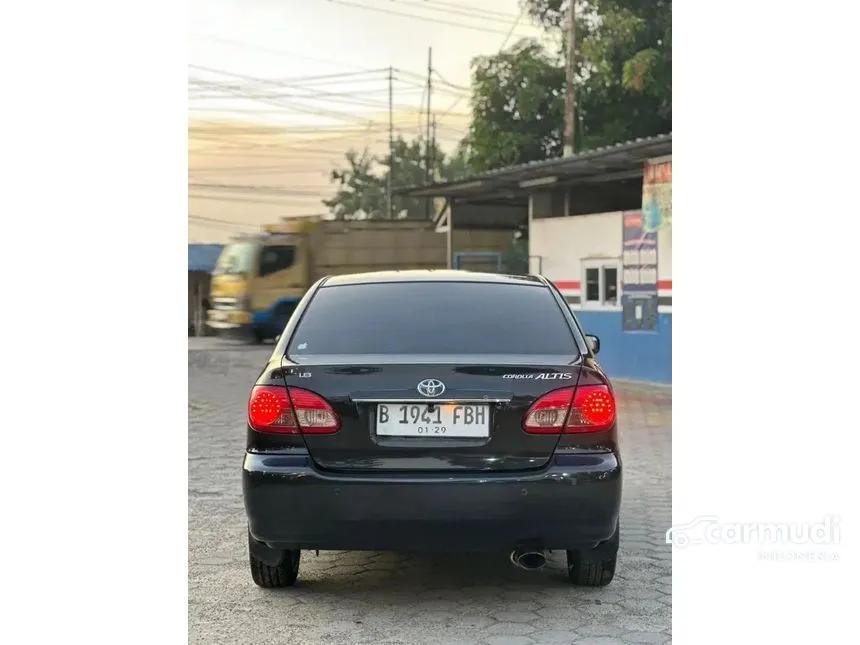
[247,385,340,434]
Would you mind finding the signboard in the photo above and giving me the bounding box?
[642,158,671,231]
[622,211,658,332]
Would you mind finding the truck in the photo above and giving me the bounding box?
[206,218,450,342]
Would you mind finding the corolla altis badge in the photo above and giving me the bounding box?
[417,379,446,397]
[502,373,574,380]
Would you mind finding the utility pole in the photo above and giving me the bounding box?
[387,66,394,219]
[431,116,437,177]
[425,46,432,219]
[563,1,576,157]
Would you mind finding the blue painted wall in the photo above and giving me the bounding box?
[574,310,672,384]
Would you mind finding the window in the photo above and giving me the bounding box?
[258,245,296,278]
[288,281,580,357]
[582,260,621,308]
[585,268,600,302]
[212,242,259,276]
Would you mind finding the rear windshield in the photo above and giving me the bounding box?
[288,281,579,356]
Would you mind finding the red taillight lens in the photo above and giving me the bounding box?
[523,387,575,433]
[287,387,341,434]
[565,385,616,432]
[522,385,616,434]
[248,386,340,434]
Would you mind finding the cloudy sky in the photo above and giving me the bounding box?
[188,0,558,242]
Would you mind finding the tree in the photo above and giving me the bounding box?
[323,148,385,220]
[562,0,672,146]
[467,40,566,171]
[324,135,456,220]
[465,0,671,170]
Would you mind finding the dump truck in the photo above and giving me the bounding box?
[206,218,450,342]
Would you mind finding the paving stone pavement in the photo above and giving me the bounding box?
[189,342,672,645]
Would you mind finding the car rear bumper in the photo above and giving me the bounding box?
[243,452,622,551]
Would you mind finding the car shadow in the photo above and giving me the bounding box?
[271,550,594,595]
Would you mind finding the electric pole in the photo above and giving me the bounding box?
[431,116,437,177]
[563,1,576,157]
[425,46,432,219]
[387,66,394,219]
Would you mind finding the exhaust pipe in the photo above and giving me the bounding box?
[510,546,547,570]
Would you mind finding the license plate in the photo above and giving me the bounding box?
[375,403,489,438]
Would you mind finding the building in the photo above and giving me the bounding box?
[397,134,672,384]
[188,244,224,336]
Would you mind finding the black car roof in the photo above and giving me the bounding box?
[321,270,547,288]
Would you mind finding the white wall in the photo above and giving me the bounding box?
[530,211,624,286]
[529,209,672,309]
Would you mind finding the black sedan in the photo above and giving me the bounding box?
[242,270,621,588]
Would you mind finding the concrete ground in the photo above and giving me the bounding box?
[189,340,672,645]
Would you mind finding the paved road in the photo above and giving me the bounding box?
[189,342,672,645]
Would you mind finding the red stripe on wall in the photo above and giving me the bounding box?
[554,279,672,291]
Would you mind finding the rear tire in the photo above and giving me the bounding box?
[567,523,619,587]
[248,534,300,588]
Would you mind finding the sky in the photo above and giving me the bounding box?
[188,0,558,243]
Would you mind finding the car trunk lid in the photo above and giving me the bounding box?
[281,355,582,473]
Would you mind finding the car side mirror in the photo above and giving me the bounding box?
[586,334,600,355]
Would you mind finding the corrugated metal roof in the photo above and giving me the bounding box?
[188,244,224,272]
[395,133,672,197]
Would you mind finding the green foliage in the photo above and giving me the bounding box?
[323,149,385,220]
[467,40,566,171]
[323,135,454,220]
[465,0,671,170]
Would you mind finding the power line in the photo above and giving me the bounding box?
[439,3,528,129]
[189,83,446,113]
[430,70,470,93]
[387,0,527,27]
[190,85,420,100]
[418,0,523,21]
[187,76,378,124]
[188,214,261,230]
[190,144,390,157]
[191,166,332,176]
[190,33,375,71]
[188,128,405,153]
[189,193,325,205]
[324,0,526,36]
[189,67,396,117]
[188,64,391,88]
[189,182,333,197]
[188,72,454,118]
[189,122,393,134]
[189,142,390,159]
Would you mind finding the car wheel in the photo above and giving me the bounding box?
[567,523,619,587]
[248,533,300,588]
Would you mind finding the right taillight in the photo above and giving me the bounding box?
[248,385,340,434]
[523,385,616,434]
[565,384,616,432]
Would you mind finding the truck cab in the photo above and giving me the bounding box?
[207,221,316,342]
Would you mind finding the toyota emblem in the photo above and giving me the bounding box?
[417,379,446,398]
